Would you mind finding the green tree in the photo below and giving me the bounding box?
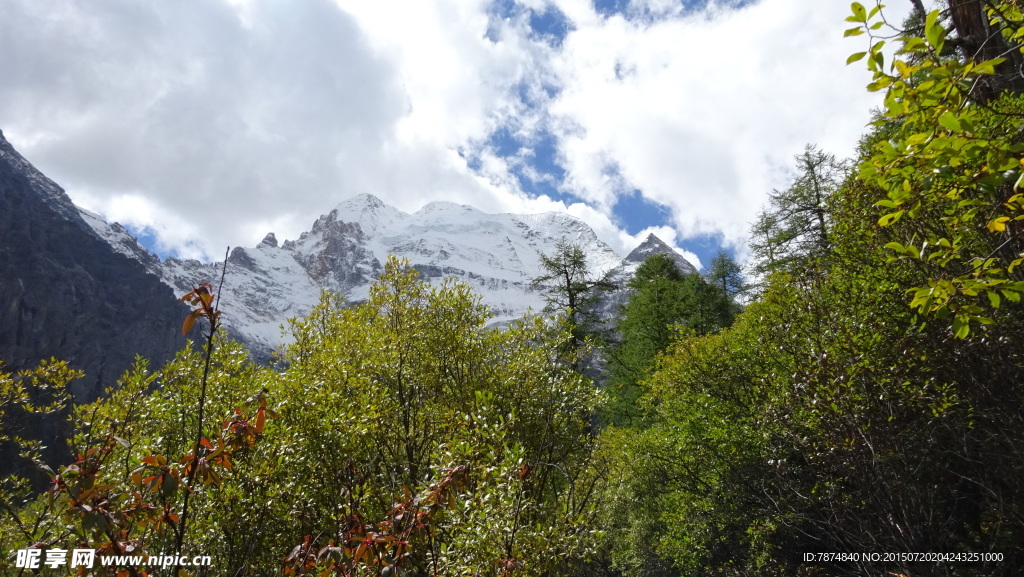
[273,256,607,574]
[592,6,1024,571]
[706,250,748,301]
[604,253,735,428]
[604,253,688,428]
[5,256,609,576]
[530,239,615,364]
[750,145,849,278]
[0,359,79,573]
[595,33,1024,568]
[604,249,1024,575]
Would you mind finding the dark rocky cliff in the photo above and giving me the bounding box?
[0,129,188,401]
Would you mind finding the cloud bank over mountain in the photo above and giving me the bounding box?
[0,0,909,266]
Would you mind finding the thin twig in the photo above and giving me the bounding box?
[176,247,229,555]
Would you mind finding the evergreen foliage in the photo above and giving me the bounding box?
[603,253,735,428]
[750,144,849,278]
[530,239,615,366]
[706,251,748,301]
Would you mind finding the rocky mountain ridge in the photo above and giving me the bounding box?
[1,130,700,370]
[154,193,697,359]
[0,129,188,400]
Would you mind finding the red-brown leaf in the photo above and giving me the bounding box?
[182,311,198,335]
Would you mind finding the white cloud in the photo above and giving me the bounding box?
[0,0,910,264]
[1,0,416,259]
[546,0,912,247]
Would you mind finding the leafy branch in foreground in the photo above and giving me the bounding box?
[44,379,274,576]
[849,1,1024,336]
[175,249,229,554]
[4,250,283,575]
[282,464,468,577]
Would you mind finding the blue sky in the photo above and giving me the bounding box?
[0,0,910,271]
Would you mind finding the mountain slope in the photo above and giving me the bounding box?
[0,128,699,371]
[0,129,188,400]
[158,194,696,359]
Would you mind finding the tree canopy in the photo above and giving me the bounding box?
[530,239,615,366]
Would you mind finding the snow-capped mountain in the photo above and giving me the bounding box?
[156,193,672,358]
[1,127,700,387]
[606,233,698,286]
[596,233,700,320]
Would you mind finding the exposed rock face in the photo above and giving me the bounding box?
[290,217,380,290]
[0,129,188,401]
[0,129,701,374]
[157,193,638,359]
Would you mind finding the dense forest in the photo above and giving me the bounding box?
[3,2,1024,575]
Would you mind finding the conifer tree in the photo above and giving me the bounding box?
[605,253,735,427]
[707,250,747,300]
[750,145,848,277]
[530,239,615,365]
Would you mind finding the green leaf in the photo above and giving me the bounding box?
[845,27,865,38]
[938,111,962,132]
[867,75,893,91]
[974,57,1005,75]
[925,10,939,37]
[847,51,867,65]
[952,316,970,339]
[987,291,1001,308]
[925,10,944,50]
[850,2,867,22]
[900,37,927,53]
[878,210,905,226]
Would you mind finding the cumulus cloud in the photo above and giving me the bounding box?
[545,0,911,247]
[1,0,413,259]
[0,0,909,263]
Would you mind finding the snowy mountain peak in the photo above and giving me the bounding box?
[330,193,405,236]
[335,192,387,212]
[622,234,699,275]
[416,200,477,213]
[593,234,701,321]
[2,132,706,369]
[411,200,483,223]
[626,233,668,261]
[92,193,697,360]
